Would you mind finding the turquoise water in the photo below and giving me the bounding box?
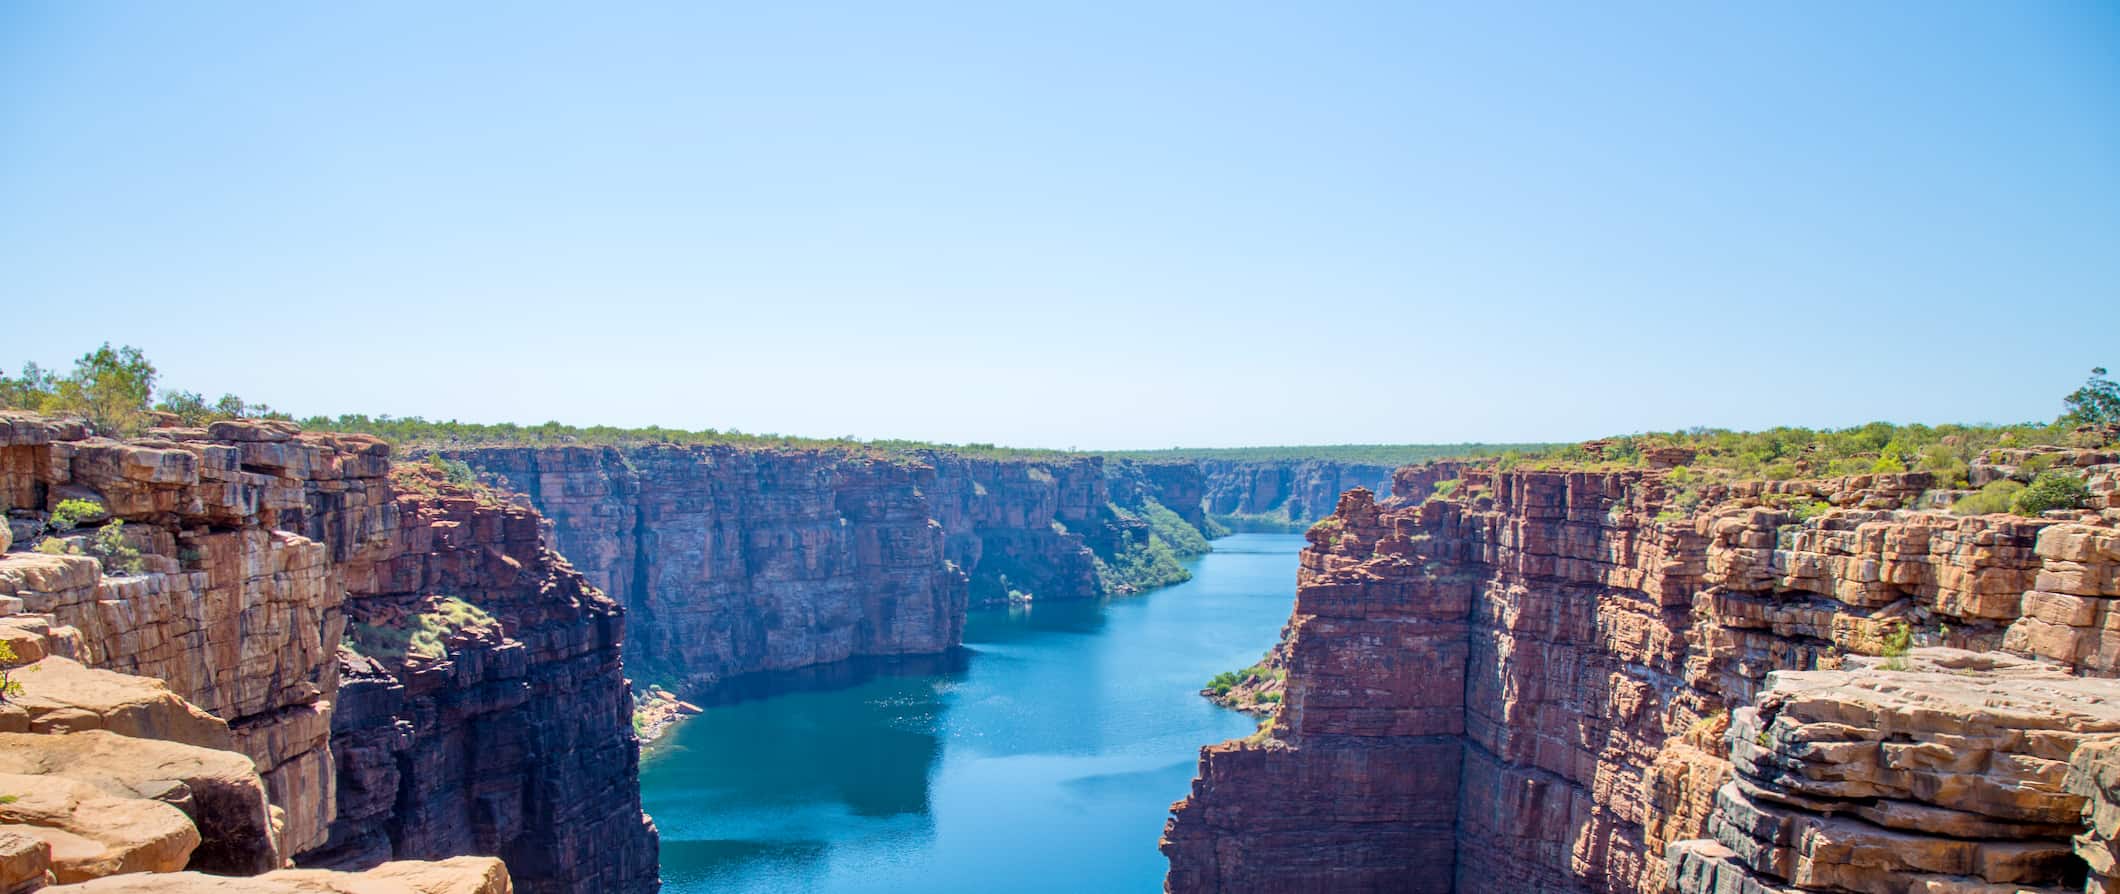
[640,533,1304,894]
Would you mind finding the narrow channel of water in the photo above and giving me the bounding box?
[639,533,1304,893]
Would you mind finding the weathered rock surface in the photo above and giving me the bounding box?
[41,855,512,893]
[0,730,279,875]
[1200,460,1396,528]
[1669,650,2120,894]
[0,772,199,884]
[304,464,656,894]
[1,415,655,892]
[1166,453,2120,894]
[450,446,1208,694]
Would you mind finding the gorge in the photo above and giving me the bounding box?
[5,404,2120,894]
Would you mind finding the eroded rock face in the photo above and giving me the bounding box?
[1669,650,2120,894]
[40,855,514,893]
[1199,460,1396,528]
[0,413,388,854]
[449,446,1207,693]
[1165,455,2120,894]
[1,415,655,891]
[303,466,657,894]
[0,730,279,876]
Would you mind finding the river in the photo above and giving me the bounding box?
[638,533,1304,893]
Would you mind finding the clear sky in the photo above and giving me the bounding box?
[3,3,2115,449]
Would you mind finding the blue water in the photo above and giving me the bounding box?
[639,533,1303,894]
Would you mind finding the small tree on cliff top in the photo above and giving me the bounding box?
[2064,367,2120,427]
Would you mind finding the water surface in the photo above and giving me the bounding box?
[640,533,1304,894]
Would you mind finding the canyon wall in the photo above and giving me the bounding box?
[305,463,659,894]
[1198,460,1396,530]
[1165,449,2120,893]
[0,414,656,893]
[449,446,1209,694]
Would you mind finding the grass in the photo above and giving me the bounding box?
[344,596,498,662]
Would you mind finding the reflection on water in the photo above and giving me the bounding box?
[641,534,1305,894]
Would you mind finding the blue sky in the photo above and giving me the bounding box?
[3,2,2115,449]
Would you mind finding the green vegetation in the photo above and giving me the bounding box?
[89,518,144,575]
[2,344,277,436]
[0,641,24,702]
[1092,529,1190,595]
[1207,659,1283,696]
[1132,498,1211,558]
[47,498,103,533]
[1100,443,1555,466]
[1951,480,2025,515]
[344,596,498,662]
[2012,471,2091,516]
[1431,478,1462,498]
[2065,367,2119,427]
[1880,622,1913,671]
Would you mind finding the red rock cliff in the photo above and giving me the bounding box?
[1164,452,2120,894]
[0,414,656,893]
[449,446,1208,694]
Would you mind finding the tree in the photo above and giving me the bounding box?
[2064,367,2120,427]
[52,344,157,435]
[0,362,58,411]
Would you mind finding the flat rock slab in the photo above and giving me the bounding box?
[0,771,197,884]
[0,730,278,875]
[40,855,513,893]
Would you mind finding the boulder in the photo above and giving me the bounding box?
[0,730,278,875]
[0,772,197,883]
[0,658,231,750]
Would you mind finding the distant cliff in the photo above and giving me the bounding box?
[1196,460,1396,531]
[448,446,1212,694]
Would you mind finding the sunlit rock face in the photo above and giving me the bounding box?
[1,413,656,893]
[1165,449,2120,894]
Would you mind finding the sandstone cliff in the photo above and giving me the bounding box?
[1199,460,1396,531]
[0,529,514,892]
[448,446,1208,694]
[303,463,658,894]
[0,414,655,893]
[1165,449,2120,894]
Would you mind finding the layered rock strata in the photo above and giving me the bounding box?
[1199,460,1396,530]
[1165,448,2120,894]
[304,464,657,894]
[0,414,654,892]
[449,446,1207,693]
[0,595,513,894]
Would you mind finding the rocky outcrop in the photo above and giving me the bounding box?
[0,413,386,856]
[1165,450,2120,894]
[449,446,1208,694]
[0,414,654,892]
[1668,649,2120,894]
[303,464,656,894]
[44,856,513,894]
[1199,460,1395,529]
[0,597,513,894]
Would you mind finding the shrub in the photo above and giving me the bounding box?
[89,519,144,575]
[0,641,23,702]
[1789,500,1832,523]
[429,456,479,486]
[48,498,104,533]
[1880,622,1913,671]
[1432,478,1462,498]
[1950,480,2024,516]
[2011,472,2090,516]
